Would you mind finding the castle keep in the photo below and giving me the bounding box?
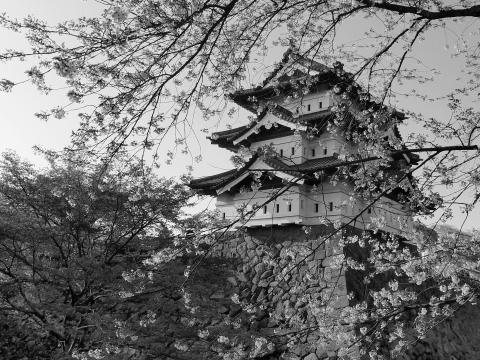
[190,49,417,236]
[184,51,479,359]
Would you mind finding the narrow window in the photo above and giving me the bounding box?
[280,149,284,157]
[311,148,316,157]
[319,101,323,109]
[323,148,327,155]
[222,212,226,219]
[288,203,292,212]
[263,205,267,214]
[276,204,280,213]
[300,200,304,209]
[307,104,311,112]
[315,203,319,213]
[329,202,333,212]
[291,147,295,156]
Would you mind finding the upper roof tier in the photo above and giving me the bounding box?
[229,48,335,113]
[211,49,408,153]
[228,48,405,118]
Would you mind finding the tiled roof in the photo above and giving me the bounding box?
[189,169,237,189]
[230,48,335,112]
[266,104,334,127]
[262,156,303,178]
[189,155,342,194]
[261,155,343,176]
[189,155,259,194]
[208,106,334,152]
[292,156,343,172]
[208,125,250,151]
[227,50,407,125]
[229,71,338,113]
[264,56,332,87]
[209,126,249,140]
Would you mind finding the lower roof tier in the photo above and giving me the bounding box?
[189,154,342,196]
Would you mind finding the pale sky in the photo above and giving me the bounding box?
[0,1,478,230]
[0,1,101,160]
[0,0,238,177]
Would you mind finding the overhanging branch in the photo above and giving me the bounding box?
[248,145,478,174]
[359,1,480,20]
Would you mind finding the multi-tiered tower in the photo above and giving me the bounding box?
[186,51,480,360]
[190,50,417,236]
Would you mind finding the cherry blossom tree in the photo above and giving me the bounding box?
[0,0,478,159]
[0,151,193,357]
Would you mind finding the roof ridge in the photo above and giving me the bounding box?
[262,48,332,87]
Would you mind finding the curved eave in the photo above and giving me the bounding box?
[228,87,275,113]
[188,155,259,195]
[208,125,250,152]
[208,137,240,152]
[229,73,338,113]
[189,169,237,196]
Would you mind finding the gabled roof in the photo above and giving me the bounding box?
[262,48,332,88]
[229,73,337,114]
[189,155,342,196]
[232,111,307,146]
[228,48,407,126]
[209,105,334,152]
[215,157,306,195]
[229,49,338,113]
[207,104,419,164]
[189,155,259,195]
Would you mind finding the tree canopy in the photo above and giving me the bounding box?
[0,151,191,357]
[1,0,479,229]
[1,1,480,359]
[1,0,479,160]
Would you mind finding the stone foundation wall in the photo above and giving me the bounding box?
[205,225,480,360]
[209,225,351,359]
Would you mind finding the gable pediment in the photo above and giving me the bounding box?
[233,111,307,146]
[216,157,304,195]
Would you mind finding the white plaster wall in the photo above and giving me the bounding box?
[250,134,306,163]
[216,187,304,226]
[303,131,349,159]
[334,189,413,236]
[216,182,412,236]
[250,130,350,163]
[281,91,331,115]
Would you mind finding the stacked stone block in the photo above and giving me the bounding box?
[203,224,480,359]
[208,225,352,359]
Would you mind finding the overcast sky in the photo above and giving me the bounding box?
[0,1,102,161]
[0,1,477,230]
[0,0,234,175]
